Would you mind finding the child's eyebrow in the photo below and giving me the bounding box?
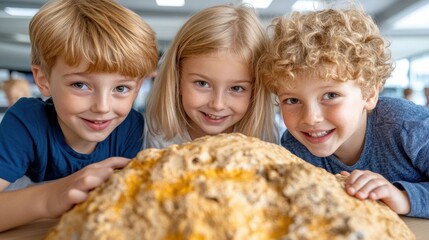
[230,79,253,84]
[62,73,138,83]
[116,76,139,81]
[63,72,87,77]
[119,78,142,84]
[187,72,252,83]
[277,92,293,98]
[185,72,209,79]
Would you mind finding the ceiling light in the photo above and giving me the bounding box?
[4,7,39,17]
[156,0,185,7]
[242,0,273,9]
[292,0,322,12]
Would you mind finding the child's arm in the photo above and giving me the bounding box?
[341,170,411,215]
[0,157,129,232]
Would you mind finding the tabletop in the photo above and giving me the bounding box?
[0,216,427,239]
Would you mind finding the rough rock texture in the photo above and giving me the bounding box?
[45,133,415,240]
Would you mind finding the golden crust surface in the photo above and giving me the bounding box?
[45,133,415,240]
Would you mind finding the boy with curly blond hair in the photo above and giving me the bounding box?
[259,8,429,218]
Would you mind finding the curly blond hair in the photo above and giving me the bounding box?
[258,8,394,98]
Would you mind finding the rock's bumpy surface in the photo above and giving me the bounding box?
[45,133,415,240]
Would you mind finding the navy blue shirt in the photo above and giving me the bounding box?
[281,97,429,218]
[0,97,144,183]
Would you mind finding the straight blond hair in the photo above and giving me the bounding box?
[30,0,158,79]
[145,4,278,143]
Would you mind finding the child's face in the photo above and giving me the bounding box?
[33,57,142,153]
[278,70,377,164]
[180,52,252,140]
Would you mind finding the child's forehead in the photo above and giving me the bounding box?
[184,51,250,70]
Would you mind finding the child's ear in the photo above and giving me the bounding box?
[32,65,51,97]
[364,85,379,111]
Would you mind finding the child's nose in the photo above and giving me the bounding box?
[208,92,226,111]
[302,104,323,125]
[91,93,111,113]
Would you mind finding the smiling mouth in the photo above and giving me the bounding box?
[306,130,331,138]
[83,118,112,131]
[83,118,112,126]
[89,120,109,124]
[203,112,224,120]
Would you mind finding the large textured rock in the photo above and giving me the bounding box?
[45,133,415,240]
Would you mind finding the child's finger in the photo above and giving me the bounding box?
[353,178,387,199]
[68,188,89,204]
[73,168,114,191]
[345,171,377,197]
[345,170,366,186]
[367,185,391,201]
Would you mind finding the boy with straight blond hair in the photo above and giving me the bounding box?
[259,7,429,218]
[0,0,158,231]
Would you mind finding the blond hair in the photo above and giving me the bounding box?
[145,4,277,143]
[1,78,32,106]
[258,8,393,98]
[29,0,158,78]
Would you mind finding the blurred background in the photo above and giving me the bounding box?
[1,0,429,118]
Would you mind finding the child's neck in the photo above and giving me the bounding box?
[188,127,204,141]
[68,141,97,154]
[334,142,364,166]
[187,126,234,141]
[334,117,368,166]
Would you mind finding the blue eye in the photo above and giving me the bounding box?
[114,86,130,93]
[284,98,300,105]
[322,92,338,100]
[230,86,245,93]
[195,81,209,88]
[72,82,89,90]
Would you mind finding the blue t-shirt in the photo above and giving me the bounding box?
[281,97,429,218]
[0,97,144,183]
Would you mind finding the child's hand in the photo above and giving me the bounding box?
[43,157,129,218]
[340,170,410,215]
